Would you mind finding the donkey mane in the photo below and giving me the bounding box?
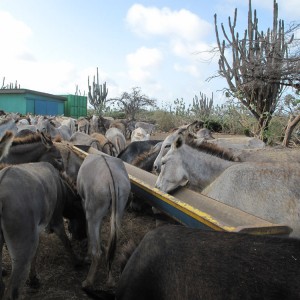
[60,171,78,193]
[0,163,10,171]
[131,147,158,166]
[185,134,236,161]
[12,132,43,145]
[54,136,62,142]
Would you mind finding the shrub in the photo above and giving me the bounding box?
[150,110,177,132]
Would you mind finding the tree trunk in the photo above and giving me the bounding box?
[256,114,272,143]
[282,114,300,147]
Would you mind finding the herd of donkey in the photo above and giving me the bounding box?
[0,110,300,299]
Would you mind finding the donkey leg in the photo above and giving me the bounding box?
[4,232,39,300]
[82,214,103,289]
[27,247,40,289]
[50,218,82,267]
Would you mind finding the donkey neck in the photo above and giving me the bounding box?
[181,144,236,191]
[2,142,48,164]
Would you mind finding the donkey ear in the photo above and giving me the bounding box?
[40,131,53,148]
[174,135,184,149]
[0,131,14,160]
[187,120,201,133]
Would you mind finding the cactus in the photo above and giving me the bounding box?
[87,67,108,115]
[214,0,297,140]
[191,92,214,119]
[1,77,20,89]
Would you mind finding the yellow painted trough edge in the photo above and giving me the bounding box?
[129,174,235,232]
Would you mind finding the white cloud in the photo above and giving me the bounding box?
[174,63,199,77]
[126,4,214,59]
[126,4,212,42]
[1,60,77,94]
[125,4,215,84]
[0,11,95,96]
[0,11,34,61]
[126,47,163,82]
[171,39,217,61]
[0,10,78,94]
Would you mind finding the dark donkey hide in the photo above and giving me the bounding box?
[84,225,300,300]
[118,140,162,164]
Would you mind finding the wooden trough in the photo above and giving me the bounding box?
[73,145,292,236]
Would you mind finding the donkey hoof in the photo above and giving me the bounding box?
[2,267,7,276]
[74,258,85,270]
[82,279,92,289]
[26,276,40,289]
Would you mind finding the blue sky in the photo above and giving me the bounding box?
[0,0,299,108]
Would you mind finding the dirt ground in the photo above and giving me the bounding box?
[2,207,158,299]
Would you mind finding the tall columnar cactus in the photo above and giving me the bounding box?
[214,0,296,140]
[1,77,20,89]
[88,67,108,115]
[191,92,214,119]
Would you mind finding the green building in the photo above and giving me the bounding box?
[0,89,87,118]
[62,94,88,119]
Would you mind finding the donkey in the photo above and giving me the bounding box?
[0,131,64,171]
[118,140,162,165]
[0,118,17,139]
[0,131,14,161]
[89,115,106,135]
[105,128,126,157]
[37,116,71,141]
[84,225,300,300]
[77,154,131,289]
[153,120,204,173]
[155,135,300,238]
[90,133,117,156]
[69,132,102,151]
[130,127,150,142]
[76,117,90,134]
[0,162,86,300]
[130,148,161,172]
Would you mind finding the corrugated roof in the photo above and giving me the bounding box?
[0,89,67,101]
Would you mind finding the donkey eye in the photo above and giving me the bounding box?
[161,158,167,166]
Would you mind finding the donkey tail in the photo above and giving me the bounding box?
[107,181,118,273]
[102,157,118,274]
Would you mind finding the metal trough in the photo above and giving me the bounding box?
[73,145,292,236]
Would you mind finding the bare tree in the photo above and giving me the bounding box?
[214,0,300,141]
[87,67,108,116]
[279,94,300,146]
[109,87,157,120]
